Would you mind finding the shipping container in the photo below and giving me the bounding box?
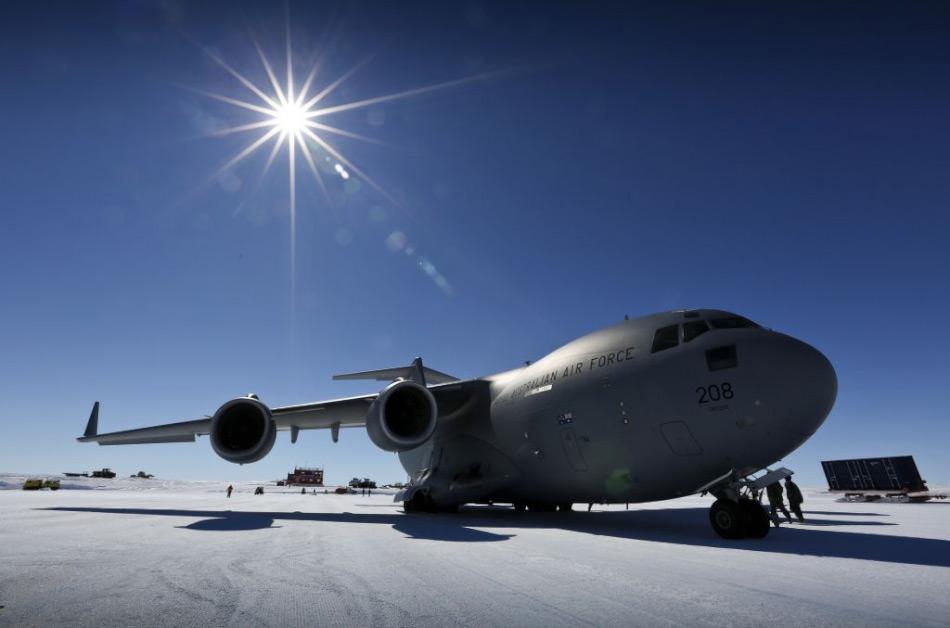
[821,456,926,493]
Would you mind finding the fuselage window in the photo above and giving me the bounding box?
[709,316,759,329]
[683,320,710,342]
[706,345,738,371]
[651,325,680,353]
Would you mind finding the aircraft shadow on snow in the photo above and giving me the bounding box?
[40,504,950,568]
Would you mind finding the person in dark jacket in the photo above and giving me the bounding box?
[226,484,233,498]
[785,476,805,522]
[766,481,792,526]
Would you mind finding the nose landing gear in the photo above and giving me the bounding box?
[709,498,770,539]
[703,468,785,539]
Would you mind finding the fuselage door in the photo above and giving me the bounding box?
[560,427,589,471]
[660,421,703,456]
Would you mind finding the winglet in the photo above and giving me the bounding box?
[409,357,427,386]
[333,359,458,385]
[83,402,100,438]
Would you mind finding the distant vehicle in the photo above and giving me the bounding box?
[90,468,116,479]
[78,310,837,539]
[333,487,349,495]
[349,477,376,489]
[254,486,264,495]
[22,479,59,490]
[63,472,88,477]
[129,471,154,479]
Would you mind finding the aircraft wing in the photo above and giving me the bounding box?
[77,393,377,446]
[77,376,485,446]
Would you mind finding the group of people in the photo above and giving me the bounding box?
[225,485,351,497]
[765,476,804,527]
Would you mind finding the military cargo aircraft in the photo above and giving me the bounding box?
[79,309,836,539]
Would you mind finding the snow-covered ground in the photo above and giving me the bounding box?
[1,478,948,627]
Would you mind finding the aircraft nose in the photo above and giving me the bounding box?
[770,335,837,438]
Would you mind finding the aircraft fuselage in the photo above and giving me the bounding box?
[399,309,836,508]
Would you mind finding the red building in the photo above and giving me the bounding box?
[286,467,324,486]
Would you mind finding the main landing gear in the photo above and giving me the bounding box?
[402,490,458,513]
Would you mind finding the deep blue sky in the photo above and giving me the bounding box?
[1,1,948,487]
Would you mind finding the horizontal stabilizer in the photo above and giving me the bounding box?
[333,357,458,385]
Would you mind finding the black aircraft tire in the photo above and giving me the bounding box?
[558,503,573,512]
[709,499,745,539]
[404,492,429,513]
[513,502,527,512]
[739,499,770,539]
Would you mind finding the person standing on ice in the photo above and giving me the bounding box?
[766,481,792,526]
[226,484,233,498]
[785,476,805,522]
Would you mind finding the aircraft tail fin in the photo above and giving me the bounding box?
[333,357,458,386]
[84,402,100,438]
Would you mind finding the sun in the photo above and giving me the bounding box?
[273,102,307,134]
[193,28,491,316]
[198,36,485,208]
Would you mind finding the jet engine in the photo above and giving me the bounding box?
[210,397,276,464]
[365,380,438,452]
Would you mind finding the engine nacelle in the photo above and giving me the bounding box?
[365,380,438,452]
[210,397,277,465]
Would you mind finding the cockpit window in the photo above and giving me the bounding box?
[709,316,759,329]
[651,325,679,353]
[683,320,710,342]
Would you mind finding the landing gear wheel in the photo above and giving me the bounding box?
[709,499,745,539]
[738,499,770,539]
[403,492,428,513]
[558,503,573,512]
[513,502,527,512]
[528,502,558,512]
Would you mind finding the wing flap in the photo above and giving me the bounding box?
[272,394,376,430]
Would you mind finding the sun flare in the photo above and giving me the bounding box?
[195,29,490,314]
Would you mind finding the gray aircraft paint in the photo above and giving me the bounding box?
[399,309,836,507]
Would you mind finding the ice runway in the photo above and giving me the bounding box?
[1,481,949,627]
